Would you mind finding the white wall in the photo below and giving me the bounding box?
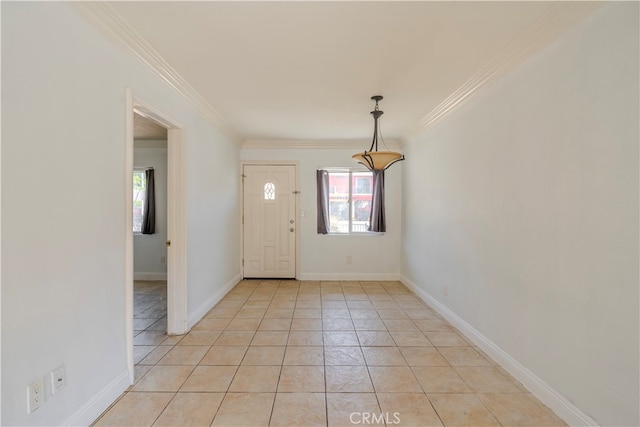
[241,146,402,280]
[134,140,168,279]
[401,3,638,426]
[1,3,240,425]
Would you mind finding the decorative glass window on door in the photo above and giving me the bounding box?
[264,182,276,200]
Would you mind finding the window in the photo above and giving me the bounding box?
[325,170,373,233]
[264,182,276,200]
[133,170,147,233]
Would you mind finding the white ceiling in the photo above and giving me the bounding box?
[106,1,601,145]
[134,113,168,140]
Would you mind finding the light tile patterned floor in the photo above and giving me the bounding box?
[94,280,566,426]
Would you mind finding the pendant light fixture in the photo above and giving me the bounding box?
[352,95,405,171]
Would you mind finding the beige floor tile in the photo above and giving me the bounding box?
[438,347,493,367]
[428,393,500,426]
[269,300,296,309]
[212,392,275,426]
[259,318,292,330]
[478,393,567,426]
[133,365,153,384]
[158,345,209,365]
[327,393,382,426]
[322,300,348,308]
[214,299,245,309]
[295,298,322,307]
[368,367,422,392]
[194,317,232,331]
[264,308,294,318]
[207,308,240,318]
[413,319,452,332]
[425,331,468,346]
[325,365,374,392]
[370,300,400,309]
[134,346,156,364]
[323,308,351,318]
[229,365,281,392]
[455,367,521,393]
[294,308,322,318]
[357,331,396,346]
[242,346,285,365]
[290,318,323,330]
[200,345,247,365]
[377,309,409,320]
[288,331,324,346]
[324,331,360,346]
[153,392,224,426]
[132,365,194,392]
[323,318,355,330]
[180,365,237,392]
[95,392,174,426]
[243,300,271,308]
[400,347,450,367]
[412,366,471,393]
[162,335,184,345]
[347,300,375,309]
[353,318,388,331]
[362,346,407,366]
[383,319,419,331]
[404,308,439,320]
[235,307,267,318]
[251,331,289,346]
[215,331,255,346]
[134,330,168,346]
[324,346,366,365]
[177,330,221,346]
[350,309,380,319]
[391,331,433,346]
[377,393,443,426]
[139,346,173,365]
[284,346,324,365]
[278,365,325,392]
[226,317,262,331]
[270,393,327,427]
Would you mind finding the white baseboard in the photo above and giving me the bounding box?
[187,273,242,329]
[297,273,401,281]
[133,272,167,281]
[62,369,130,427]
[400,274,598,427]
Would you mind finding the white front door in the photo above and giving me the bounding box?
[243,164,296,278]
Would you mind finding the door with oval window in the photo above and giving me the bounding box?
[242,164,296,278]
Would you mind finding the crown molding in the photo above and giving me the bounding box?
[405,1,603,142]
[68,2,242,145]
[242,139,402,150]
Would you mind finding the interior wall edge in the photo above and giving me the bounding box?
[186,273,242,330]
[400,275,599,427]
[60,369,130,427]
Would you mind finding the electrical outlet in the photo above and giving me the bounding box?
[27,378,44,414]
[443,284,449,297]
[346,255,353,265]
[50,366,65,395]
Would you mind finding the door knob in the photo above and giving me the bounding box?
[166,240,171,247]
[290,219,294,224]
[290,228,295,232]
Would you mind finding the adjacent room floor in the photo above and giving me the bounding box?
[94,280,566,426]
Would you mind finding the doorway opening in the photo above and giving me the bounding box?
[132,114,169,366]
[125,89,187,382]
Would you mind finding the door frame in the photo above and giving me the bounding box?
[125,88,188,382]
[241,161,300,279]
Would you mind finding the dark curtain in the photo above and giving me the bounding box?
[142,168,156,234]
[368,170,385,232]
[316,169,330,234]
